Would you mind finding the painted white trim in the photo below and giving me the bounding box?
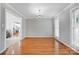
[55,37,79,53]
[0,48,6,54]
[70,4,79,46]
[70,4,79,12]
[4,3,25,18]
[25,36,54,38]
[56,3,74,17]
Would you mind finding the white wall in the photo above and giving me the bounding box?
[22,18,27,38]
[0,3,2,52]
[0,4,6,53]
[25,18,54,37]
[57,4,79,47]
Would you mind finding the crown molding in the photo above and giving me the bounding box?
[4,3,25,18]
[56,3,75,17]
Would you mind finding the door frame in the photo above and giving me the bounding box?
[54,17,59,39]
[70,4,79,48]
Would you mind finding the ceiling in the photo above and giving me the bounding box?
[9,3,70,18]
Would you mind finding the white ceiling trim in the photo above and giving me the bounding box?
[56,3,74,17]
[5,3,25,18]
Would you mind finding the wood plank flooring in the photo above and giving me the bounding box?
[1,37,79,55]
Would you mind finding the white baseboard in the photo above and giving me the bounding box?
[25,36,54,38]
[0,48,6,54]
[55,37,79,53]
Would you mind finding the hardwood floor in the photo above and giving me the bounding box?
[1,37,79,55]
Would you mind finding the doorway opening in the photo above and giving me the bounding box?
[71,7,79,50]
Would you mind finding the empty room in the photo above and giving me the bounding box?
[0,3,79,55]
